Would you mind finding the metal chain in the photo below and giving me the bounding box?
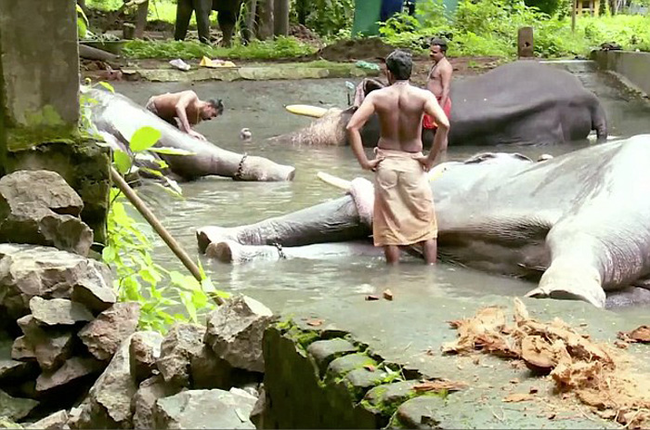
[272,242,287,260]
[233,152,248,181]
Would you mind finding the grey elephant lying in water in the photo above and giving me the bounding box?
[198,135,650,308]
[272,61,608,148]
[86,88,296,182]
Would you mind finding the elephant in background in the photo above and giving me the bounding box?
[174,0,242,46]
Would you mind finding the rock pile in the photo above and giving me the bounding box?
[68,295,274,429]
[0,242,131,426]
[0,170,276,429]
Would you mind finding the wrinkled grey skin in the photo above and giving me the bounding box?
[198,135,650,308]
[87,88,295,182]
[272,61,608,147]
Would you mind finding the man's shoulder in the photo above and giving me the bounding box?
[408,85,431,97]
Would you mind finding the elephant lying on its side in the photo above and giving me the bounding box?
[87,88,295,182]
[272,61,608,147]
[198,134,650,308]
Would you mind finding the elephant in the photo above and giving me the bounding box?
[197,134,650,308]
[272,61,608,147]
[174,0,242,46]
[86,88,295,182]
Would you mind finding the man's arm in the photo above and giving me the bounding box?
[174,91,199,134]
[439,64,452,108]
[423,93,450,169]
[346,93,380,170]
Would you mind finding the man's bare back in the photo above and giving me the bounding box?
[346,49,451,265]
[151,91,201,126]
[145,90,222,141]
[370,83,442,154]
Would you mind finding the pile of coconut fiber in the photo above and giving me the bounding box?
[442,298,650,429]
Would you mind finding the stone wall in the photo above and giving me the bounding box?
[260,320,463,429]
[591,50,650,97]
[0,0,110,244]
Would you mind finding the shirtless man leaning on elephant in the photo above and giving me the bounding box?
[346,49,450,265]
[145,90,223,141]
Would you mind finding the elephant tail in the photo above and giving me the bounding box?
[591,100,608,142]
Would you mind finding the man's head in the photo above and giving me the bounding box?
[429,38,447,62]
[200,99,224,120]
[385,49,413,84]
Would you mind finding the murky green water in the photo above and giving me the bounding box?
[112,61,650,317]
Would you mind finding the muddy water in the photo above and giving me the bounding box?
[112,61,650,317]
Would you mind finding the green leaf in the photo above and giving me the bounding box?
[113,150,133,175]
[148,147,195,156]
[130,126,162,152]
[141,167,164,178]
[154,158,169,169]
[98,81,115,93]
[164,176,184,196]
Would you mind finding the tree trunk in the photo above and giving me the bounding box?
[257,0,274,40]
[135,0,149,38]
[242,0,258,43]
[273,0,289,36]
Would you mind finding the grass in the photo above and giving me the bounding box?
[122,36,318,60]
[87,0,211,27]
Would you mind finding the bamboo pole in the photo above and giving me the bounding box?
[110,167,226,305]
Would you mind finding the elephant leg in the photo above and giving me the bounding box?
[193,0,213,44]
[206,240,381,264]
[196,195,370,252]
[174,0,194,41]
[218,9,237,47]
[526,223,608,308]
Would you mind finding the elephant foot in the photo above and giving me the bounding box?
[526,260,606,308]
[205,240,281,264]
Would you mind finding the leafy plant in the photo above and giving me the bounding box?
[77,4,91,39]
[102,187,221,333]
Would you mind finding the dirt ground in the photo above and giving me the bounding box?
[80,32,502,83]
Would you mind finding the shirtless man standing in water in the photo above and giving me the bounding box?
[346,49,450,265]
[423,38,453,134]
[145,90,223,141]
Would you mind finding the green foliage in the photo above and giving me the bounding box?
[289,0,355,37]
[378,0,650,59]
[524,0,562,16]
[77,4,90,38]
[102,188,219,333]
[122,37,317,60]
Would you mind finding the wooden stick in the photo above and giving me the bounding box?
[110,167,225,305]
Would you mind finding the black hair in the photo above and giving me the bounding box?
[385,49,412,81]
[430,38,448,53]
[208,99,224,115]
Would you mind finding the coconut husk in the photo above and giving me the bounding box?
[442,298,650,429]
